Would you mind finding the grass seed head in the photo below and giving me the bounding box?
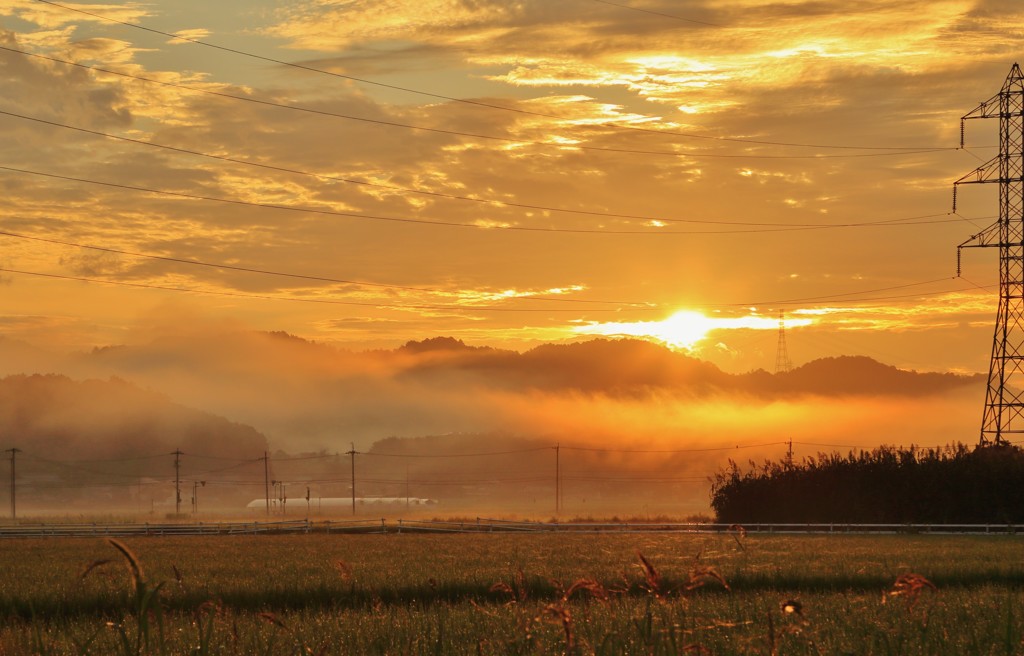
[258,612,288,630]
[106,538,143,587]
[686,564,730,593]
[562,578,610,603]
[637,552,663,597]
[781,599,803,615]
[79,559,112,580]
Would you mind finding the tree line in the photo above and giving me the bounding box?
[710,443,1024,524]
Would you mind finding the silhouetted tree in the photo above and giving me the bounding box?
[711,443,1024,524]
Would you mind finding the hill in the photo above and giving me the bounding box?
[0,374,269,512]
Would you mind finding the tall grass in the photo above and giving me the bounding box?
[2,533,1023,654]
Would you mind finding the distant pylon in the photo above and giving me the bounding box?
[955,63,1024,446]
[775,311,793,374]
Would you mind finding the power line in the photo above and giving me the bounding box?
[588,0,723,27]
[0,227,648,307]
[362,446,554,458]
[704,276,960,308]
[19,452,172,464]
[0,164,971,235]
[0,225,976,311]
[0,34,953,157]
[561,441,787,454]
[20,454,162,480]
[0,264,991,316]
[0,267,639,313]
[792,440,958,451]
[785,284,996,306]
[0,109,959,227]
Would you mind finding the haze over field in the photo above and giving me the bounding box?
[0,1,1020,516]
[0,326,984,515]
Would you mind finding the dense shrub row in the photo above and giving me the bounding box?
[711,443,1024,524]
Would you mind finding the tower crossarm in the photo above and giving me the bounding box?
[954,156,1004,186]
[962,91,1003,119]
[959,221,1002,249]
[951,156,1013,212]
[960,63,1024,145]
[956,221,1001,276]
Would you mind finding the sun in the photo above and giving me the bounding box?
[573,310,715,351]
[574,310,813,352]
[648,311,716,350]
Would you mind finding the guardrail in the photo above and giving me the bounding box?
[1,519,1021,538]
[0,520,313,539]
[407,520,1024,535]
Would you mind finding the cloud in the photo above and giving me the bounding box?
[0,0,1013,377]
[0,1,150,31]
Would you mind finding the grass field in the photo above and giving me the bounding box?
[2,531,1023,654]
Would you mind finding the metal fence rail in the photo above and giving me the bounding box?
[0,520,313,539]
[1,519,1022,538]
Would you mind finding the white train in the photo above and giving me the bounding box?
[246,496,437,510]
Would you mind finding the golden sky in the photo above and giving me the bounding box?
[0,0,1020,374]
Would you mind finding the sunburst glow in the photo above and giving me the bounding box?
[575,311,813,351]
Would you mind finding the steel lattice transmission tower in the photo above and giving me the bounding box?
[775,311,793,374]
[956,63,1024,446]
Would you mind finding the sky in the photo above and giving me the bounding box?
[0,0,1022,376]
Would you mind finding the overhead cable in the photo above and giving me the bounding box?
[0,267,638,313]
[0,107,973,230]
[588,0,723,27]
[0,227,647,307]
[34,0,958,152]
[0,109,957,227]
[0,164,971,235]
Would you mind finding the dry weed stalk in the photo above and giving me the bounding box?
[257,613,325,656]
[540,604,574,653]
[885,572,937,611]
[636,552,730,600]
[333,559,354,583]
[490,566,530,605]
[79,559,113,580]
[728,524,747,551]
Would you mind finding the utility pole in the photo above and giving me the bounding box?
[956,63,1024,445]
[348,443,356,516]
[6,448,20,519]
[263,451,270,517]
[555,443,561,515]
[191,480,205,514]
[173,449,182,515]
